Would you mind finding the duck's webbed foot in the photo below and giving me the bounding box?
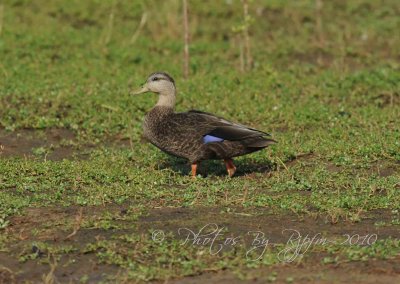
[191,162,198,178]
[224,159,236,177]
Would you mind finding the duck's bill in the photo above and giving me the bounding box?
[131,85,149,95]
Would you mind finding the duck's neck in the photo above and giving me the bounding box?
[156,90,176,109]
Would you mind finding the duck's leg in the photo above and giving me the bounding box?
[224,159,236,177]
[191,162,198,178]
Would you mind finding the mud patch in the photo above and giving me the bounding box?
[0,266,16,284]
[140,207,400,244]
[2,204,134,283]
[0,251,118,284]
[368,160,399,178]
[285,152,315,168]
[325,162,341,173]
[0,128,134,161]
[0,128,84,160]
[168,256,400,284]
[373,92,400,108]
[2,205,400,283]
[146,207,400,283]
[6,204,134,243]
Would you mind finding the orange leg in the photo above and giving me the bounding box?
[191,163,198,178]
[224,159,236,177]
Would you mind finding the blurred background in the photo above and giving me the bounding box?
[0,0,398,140]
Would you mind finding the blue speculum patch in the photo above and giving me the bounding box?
[203,135,224,144]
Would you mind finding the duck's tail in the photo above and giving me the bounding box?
[242,136,277,148]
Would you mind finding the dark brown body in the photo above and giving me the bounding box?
[143,106,275,164]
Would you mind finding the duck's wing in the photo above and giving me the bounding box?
[185,110,276,146]
[188,110,271,136]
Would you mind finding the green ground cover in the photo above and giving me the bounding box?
[0,0,399,282]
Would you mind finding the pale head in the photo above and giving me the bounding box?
[131,72,177,108]
[132,72,175,95]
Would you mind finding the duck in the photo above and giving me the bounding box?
[132,72,276,178]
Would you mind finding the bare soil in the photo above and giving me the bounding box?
[168,257,400,284]
[1,206,399,283]
[0,128,132,161]
[0,128,83,161]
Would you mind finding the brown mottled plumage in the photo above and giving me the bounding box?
[132,72,276,177]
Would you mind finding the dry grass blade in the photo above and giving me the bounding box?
[238,35,245,72]
[0,266,16,284]
[315,0,324,47]
[64,207,83,240]
[103,1,117,45]
[130,12,147,44]
[0,4,4,36]
[182,0,190,79]
[242,0,252,71]
[41,256,58,284]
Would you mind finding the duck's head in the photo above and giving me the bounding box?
[132,72,176,96]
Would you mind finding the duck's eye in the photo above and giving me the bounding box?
[152,77,159,81]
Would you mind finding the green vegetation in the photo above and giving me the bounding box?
[0,0,399,282]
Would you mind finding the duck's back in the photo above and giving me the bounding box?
[143,106,275,162]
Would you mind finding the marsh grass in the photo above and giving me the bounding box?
[0,0,399,282]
